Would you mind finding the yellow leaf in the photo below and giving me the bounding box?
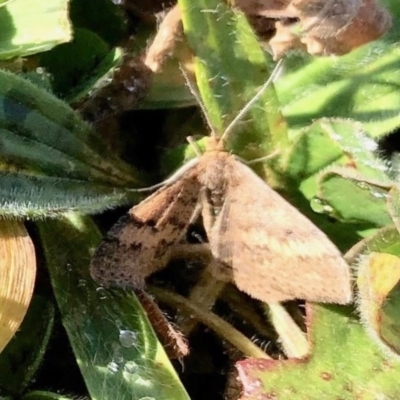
[0,221,36,353]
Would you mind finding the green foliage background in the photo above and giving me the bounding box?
[1,0,400,399]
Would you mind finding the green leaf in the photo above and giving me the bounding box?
[40,28,110,98]
[347,226,400,258]
[66,46,124,105]
[276,36,400,137]
[0,70,143,217]
[237,304,400,400]
[69,0,128,46]
[278,118,390,245]
[0,1,14,7]
[318,169,391,226]
[37,215,190,400]
[285,120,345,183]
[314,119,389,181]
[142,68,196,110]
[0,0,72,59]
[178,0,288,159]
[286,120,392,226]
[287,118,390,189]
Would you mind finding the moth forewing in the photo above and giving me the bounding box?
[90,170,201,289]
[91,133,352,304]
[90,58,352,305]
[205,155,352,304]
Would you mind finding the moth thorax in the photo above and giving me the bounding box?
[199,155,228,210]
[205,184,225,210]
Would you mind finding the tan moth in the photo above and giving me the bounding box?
[90,65,352,304]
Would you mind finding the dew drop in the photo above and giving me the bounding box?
[310,197,334,215]
[138,397,155,400]
[119,330,138,348]
[122,79,137,92]
[123,361,139,375]
[370,190,386,199]
[362,137,378,152]
[96,286,108,300]
[107,361,119,373]
[134,377,152,388]
[77,279,86,287]
[356,181,369,190]
[113,355,124,364]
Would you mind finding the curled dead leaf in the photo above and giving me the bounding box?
[0,221,36,353]
[236,0,392,57]
[144,4,183,73]
[146,1,391,66]
[299,0,392,56]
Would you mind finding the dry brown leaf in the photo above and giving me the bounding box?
[129,1,392,73]
[76,55,153,121]
[236,0,392,57]
[236,0,292,16]
[144,4,183,73]
[0,221,36,353]
[269,20,306,60]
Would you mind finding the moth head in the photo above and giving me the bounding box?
[204,136,226,153]
[181,60,283,153]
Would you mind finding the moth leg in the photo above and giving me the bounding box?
[209,259,233,283]
[177,259,228,335]
[170,243,213,265]
[169,243,231,283]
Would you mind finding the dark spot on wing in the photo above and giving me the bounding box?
[169,215,190,230]
[129,242,143,251]
[146,219,157,228]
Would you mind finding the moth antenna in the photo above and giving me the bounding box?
[238,149,281,165]
[186,136,203,157]
[130,156,199,192]
[179,64,217,138]
[219,58,284,144]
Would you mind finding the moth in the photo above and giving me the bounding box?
[90,70,352,304]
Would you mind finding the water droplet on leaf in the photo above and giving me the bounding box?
[119,330,138,348]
